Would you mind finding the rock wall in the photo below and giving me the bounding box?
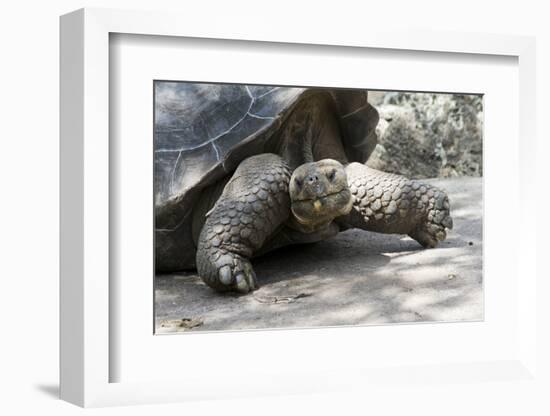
[366,92,483,178]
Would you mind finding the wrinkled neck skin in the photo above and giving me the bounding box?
[273,93,349,170]
[286,214,334,234]
[286,203,351,235]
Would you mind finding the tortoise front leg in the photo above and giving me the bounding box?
[196,154,291,293]
[338,163,453,247]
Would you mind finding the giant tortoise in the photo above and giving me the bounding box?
[155,83,453,293]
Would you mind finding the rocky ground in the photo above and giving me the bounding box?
[155,177,482,333]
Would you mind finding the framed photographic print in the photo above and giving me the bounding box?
[152,81,481,333]
[60,7,539,408]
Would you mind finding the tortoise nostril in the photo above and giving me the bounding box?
[306,175,318,184]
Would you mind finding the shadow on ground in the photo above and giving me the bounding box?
[155,177,482,333]
[34,384,59,399]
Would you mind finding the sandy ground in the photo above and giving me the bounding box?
[155,177,482,333]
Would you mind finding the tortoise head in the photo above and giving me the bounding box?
[289,159,352,230]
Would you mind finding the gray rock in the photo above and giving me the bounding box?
[367,92,483,178]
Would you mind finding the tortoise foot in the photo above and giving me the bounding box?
[197,249,258,293]
[408,191,453,248]
[408,223,447,248]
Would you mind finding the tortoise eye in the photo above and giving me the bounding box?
[327,169,336,181]
[294,178,303,189]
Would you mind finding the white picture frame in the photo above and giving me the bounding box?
[60,7,538,408]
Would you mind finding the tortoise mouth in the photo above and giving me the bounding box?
[293,189,348,203]
[291,188,353,226]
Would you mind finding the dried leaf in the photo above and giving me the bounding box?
[158,317,203,332]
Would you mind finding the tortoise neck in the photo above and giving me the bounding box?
[274,93,349,171]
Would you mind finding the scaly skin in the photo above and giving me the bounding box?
[196,154,291,293]
[196,156,452,294]
[339,163,453,247]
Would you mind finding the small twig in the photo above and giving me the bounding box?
[253,292,312,304]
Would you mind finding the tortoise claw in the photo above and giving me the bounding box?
[198,252,259,293]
